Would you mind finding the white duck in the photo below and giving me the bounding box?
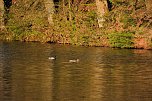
[48,57,55,60]
[69,59,79,63]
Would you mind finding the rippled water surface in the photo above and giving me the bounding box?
[0,41,152,101]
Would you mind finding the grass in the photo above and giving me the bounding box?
[107,32,134,48]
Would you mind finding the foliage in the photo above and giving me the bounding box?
[4,0,50,41]
[108,32,134,48]
[1,0,152,49]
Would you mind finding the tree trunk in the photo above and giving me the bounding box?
[0,0,5,29]
[68,0,72,21]
[44,0,54,25]
[95,0,108,28]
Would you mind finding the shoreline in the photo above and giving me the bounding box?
[1,31,152,50]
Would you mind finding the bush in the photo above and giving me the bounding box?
[108,32,134,48]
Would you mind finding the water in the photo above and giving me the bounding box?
[0,41,152,101]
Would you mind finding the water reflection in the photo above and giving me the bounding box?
[0,41,152,101]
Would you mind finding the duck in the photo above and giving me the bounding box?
[48,57,55,60]
[69,59,79,63]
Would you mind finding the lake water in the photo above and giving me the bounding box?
[0,41,152,101]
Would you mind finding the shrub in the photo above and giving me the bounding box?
[108,32,134,48]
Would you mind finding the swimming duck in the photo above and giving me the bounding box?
[48,57,55,60]
[69,59,79,63]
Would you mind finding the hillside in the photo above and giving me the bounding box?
[1,0,152,49]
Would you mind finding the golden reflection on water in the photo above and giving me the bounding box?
[0,42,152,101]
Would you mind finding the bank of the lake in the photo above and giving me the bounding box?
[1,29,152,49]
[1,0,152,49]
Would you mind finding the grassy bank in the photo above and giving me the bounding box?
[1,0,152,49]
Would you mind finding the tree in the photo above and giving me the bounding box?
[0,0,4,30]
[95,0,108,28]
[44,0,55,25]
